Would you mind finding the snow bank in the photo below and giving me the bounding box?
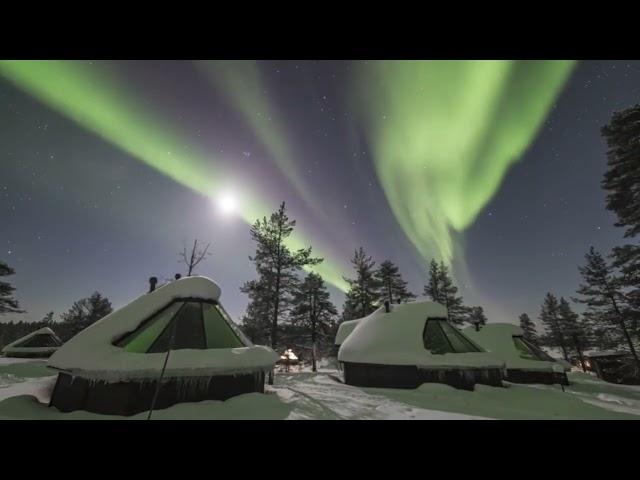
[0,390,292,420]
[48,276,279,382]
[0,375,56,403]
[463,323,566,373]
[338,301,504,369]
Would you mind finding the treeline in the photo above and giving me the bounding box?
[518,104,640,371]
[238,204,488,370]
[0,271,112,349]
[341,252,486,327]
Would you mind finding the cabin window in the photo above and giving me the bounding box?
[202,303,244,348]
[17,334,61,348]
[116,299,244,353]
[119,302,182,353]
[513,336,555,361]
[423,318,482,354]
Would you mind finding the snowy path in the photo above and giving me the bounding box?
[271,372,488,420]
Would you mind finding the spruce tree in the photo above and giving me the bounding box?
[0,260,24,315]
[518,313,538,344]
[242,202,322,351]
[423,259,443,303]
[342,247,380,320]
[539,292,570,361]
[375,260,415,305]
[574,247,640,371]
[290,273,337,372]
[60,292,112,339]
[558,297,590,370]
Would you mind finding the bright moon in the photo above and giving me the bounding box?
[216,192,238,215]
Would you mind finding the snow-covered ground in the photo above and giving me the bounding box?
[1,361,639,419]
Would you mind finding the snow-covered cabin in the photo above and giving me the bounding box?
[1,327,62,358]
[463,323,570,385]
[578,350,639,385]
[337,300,505,390]
[335,319,360,347]
[333,319,360,356]
[47,276,279,416]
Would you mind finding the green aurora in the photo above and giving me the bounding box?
[353,60,576,265]
[0,60,576,294]
[0,60,350,291]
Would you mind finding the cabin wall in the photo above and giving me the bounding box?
[49,371,266,416]
[341,362,503,390]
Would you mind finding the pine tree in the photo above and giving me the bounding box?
[601,105,640,349]
[518,313,538,344]
[0,260,25,315]
[290,273,337,372]
[375,260,415,305]
[574,247,640,371]
[239,273,274,345]
[468,306,487,329]
[242,202,322,351]
[539,292,570,361]
[423,259,443,303]
[60,292,112,339]
[342,247,380,320]
[602,105,640,239]
[340,290,358,322]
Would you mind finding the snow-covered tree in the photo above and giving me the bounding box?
[518,313,538,344]
[242,202,322,350]
[574,247,640,370]
[290,273,337,372]
[342,247,380,320]
[375,260,415,305]
[0,260,24,315]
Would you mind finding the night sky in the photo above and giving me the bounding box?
[2,60,639,330]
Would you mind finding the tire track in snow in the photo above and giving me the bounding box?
[273,372,485,420]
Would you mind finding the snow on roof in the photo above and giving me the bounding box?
[462,323,566,373]
[48,276,278,382]
[338,300,504,369]
[1,327,62,357]
[334,319,360,346]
